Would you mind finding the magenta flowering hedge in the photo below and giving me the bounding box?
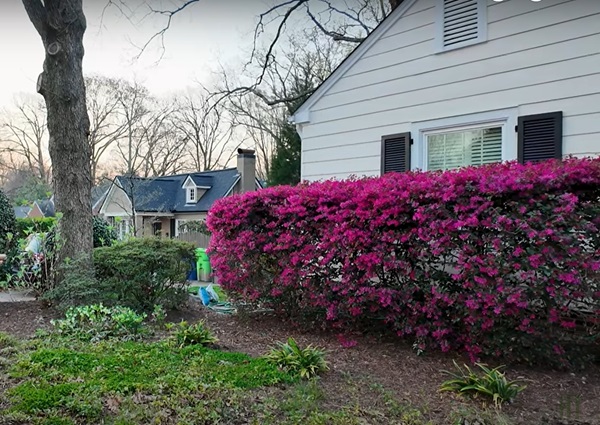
[207,158,600,366]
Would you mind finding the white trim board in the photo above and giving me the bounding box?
[411,108,518,171]
[290,0,420,125]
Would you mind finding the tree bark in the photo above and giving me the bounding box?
[22,0,93,263]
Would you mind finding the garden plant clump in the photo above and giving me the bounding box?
[208,158,600,366]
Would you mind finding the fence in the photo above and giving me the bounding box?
[176,231,211,248]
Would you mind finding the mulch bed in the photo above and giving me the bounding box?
[1,300,598,424]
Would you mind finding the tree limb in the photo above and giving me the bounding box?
[21,0,48,39]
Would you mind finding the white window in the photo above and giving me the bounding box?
[426,125,502,171]
[187,188,196,203]
[412,109,517,171]
[113,218,132,240]
[175,219,187,237]
[436,0,487,52]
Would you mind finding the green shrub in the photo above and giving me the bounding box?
[0,190,17,282]
[266,337,329,379]
[93,237,195,311]
[171,320,218,347]
[92,216,116,248]
[51,304,148,342]
[43,255,101,311]
[440,361,526,407]
[15,217,56,239]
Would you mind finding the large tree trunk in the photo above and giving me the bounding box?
[22,0,93,264]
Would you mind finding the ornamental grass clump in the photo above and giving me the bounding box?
[440,361,526,407]
[208,157,600,366]
[266,337,328,379]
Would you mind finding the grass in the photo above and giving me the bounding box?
[0,330,516,425]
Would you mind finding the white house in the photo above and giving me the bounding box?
[291,0,600,181]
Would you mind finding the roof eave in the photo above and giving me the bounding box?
[289,0,418,125]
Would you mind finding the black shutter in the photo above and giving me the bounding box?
[517,111,563,163]
[381,132,411,174]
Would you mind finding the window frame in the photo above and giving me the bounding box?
[411,109,517,171]
[187,187,196,203]
[435,0,488,53]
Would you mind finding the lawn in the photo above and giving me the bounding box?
[0,301,598,425]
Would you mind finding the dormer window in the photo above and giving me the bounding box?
[187,188,196,203]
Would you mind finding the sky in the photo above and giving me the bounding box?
[0,0,271,108]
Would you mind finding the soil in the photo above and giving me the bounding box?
[1,299,599,425]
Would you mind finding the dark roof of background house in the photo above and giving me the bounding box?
[116,168,240,213]
[13,206,31,219]
[36,199,55,217]
[92,181,111,205]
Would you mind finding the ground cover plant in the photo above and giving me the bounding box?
[1,303,597,425]
[440,361,526,407]
[208,158,600,367]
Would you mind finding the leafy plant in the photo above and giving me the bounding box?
[208,157,600,367]
[15,217,56,239]
[440,361,526,407]
[150,304,167,328]
[93,237,195,311]
[266,337,328,379]
[172,320,218,347]
[51,304,148,342]
[0,189,17,283]
[92,216,117,248]
[43,254,100,311]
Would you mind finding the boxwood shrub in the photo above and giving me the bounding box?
[93,237,196,311]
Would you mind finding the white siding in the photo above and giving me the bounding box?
[300,0,600,180]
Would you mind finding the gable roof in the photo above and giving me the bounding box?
[35,199,55,217]
[112,168,241,214]
[13,206,31,219]
[290,0,416,124]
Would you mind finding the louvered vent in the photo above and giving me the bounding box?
[442,0,480,48]
[518,112,563,163]
[382,133,410,174]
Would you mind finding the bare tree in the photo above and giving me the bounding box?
[110,0,395,106]
[113,80,153,176]
[22,0,93,263]
[0,96,50,184]
[137,102,190,177]
[222,31,347,180]
[172,90,237,172]
[86,75,130,182]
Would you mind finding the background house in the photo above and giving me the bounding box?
[98,149,262,239]
[13,197,55,219]
[291,0,600,180]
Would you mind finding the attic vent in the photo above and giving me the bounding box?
[438,0,487,51]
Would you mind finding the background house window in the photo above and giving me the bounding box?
[436,0,487,52]
[426,126,502,171]
[187,188,196,203]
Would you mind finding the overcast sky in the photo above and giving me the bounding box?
[0,0,270,107]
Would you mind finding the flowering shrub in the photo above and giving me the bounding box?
[207,158,600,366]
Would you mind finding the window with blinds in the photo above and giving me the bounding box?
[426,126,502,171]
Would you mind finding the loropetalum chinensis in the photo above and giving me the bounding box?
[207,158,600,367]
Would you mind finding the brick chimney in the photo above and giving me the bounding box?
[237,148,256,193]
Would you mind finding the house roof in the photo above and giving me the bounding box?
[290,0,414,123]
[35,199,55,217]
[114,168,241,214]
[13,206,31,219]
